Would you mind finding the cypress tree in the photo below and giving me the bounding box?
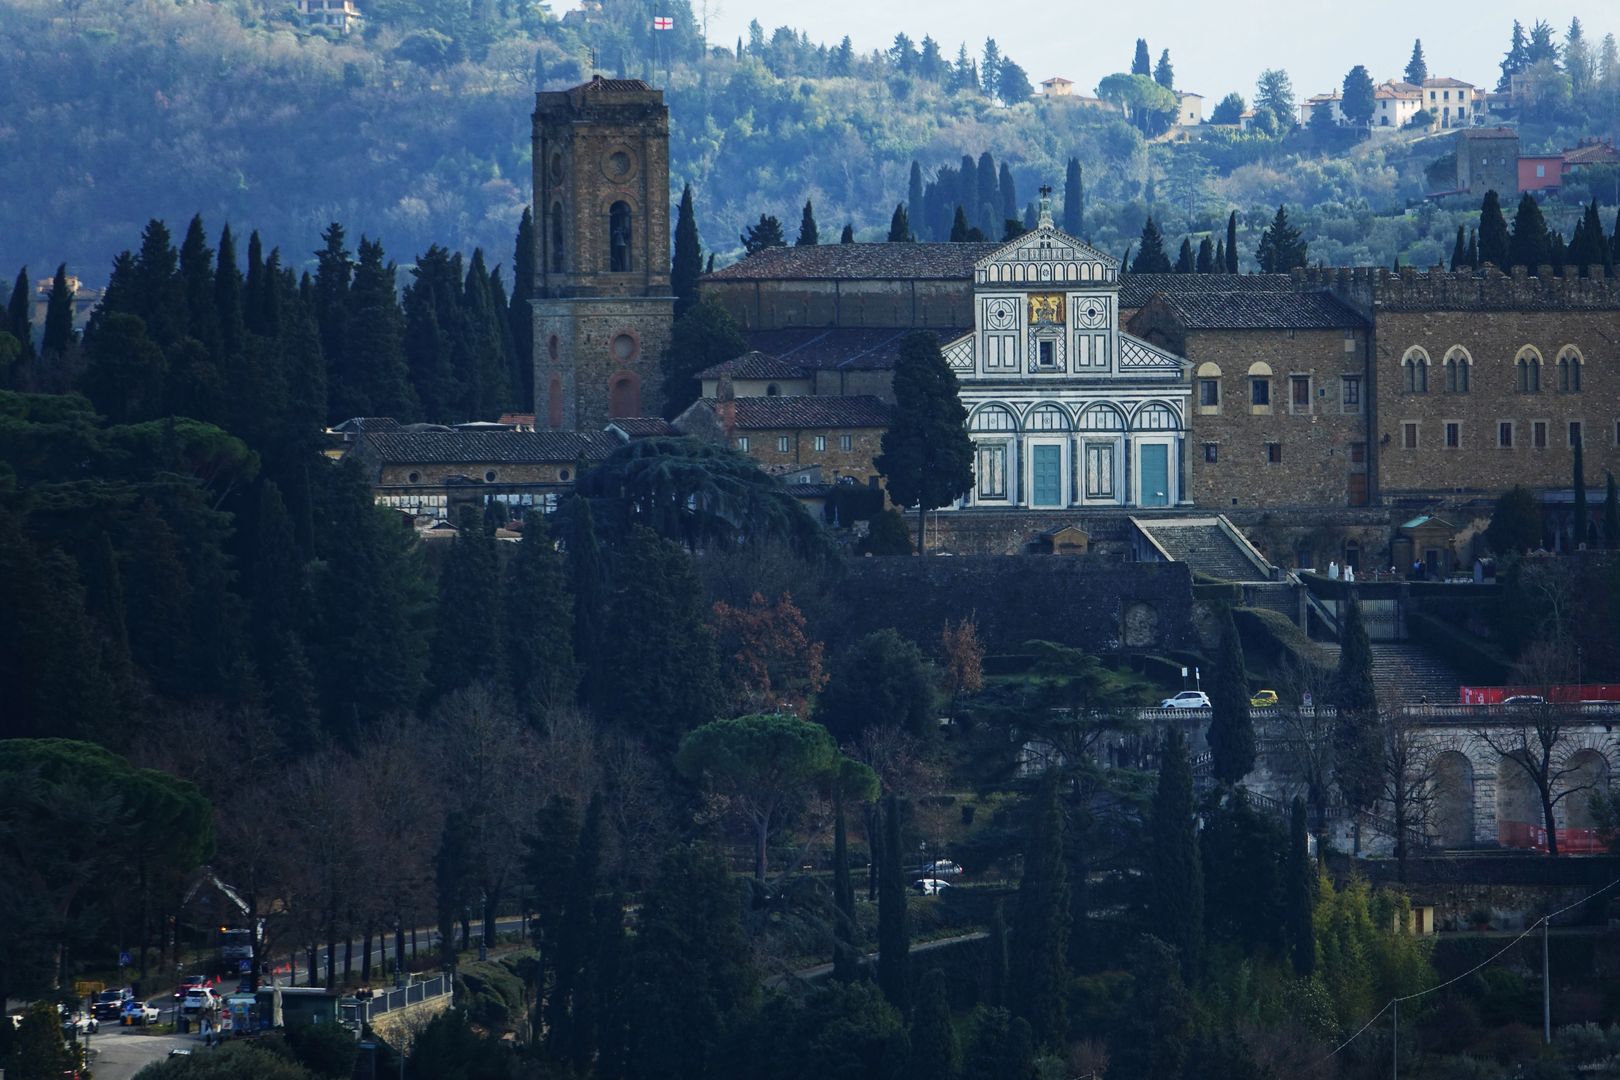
[999,161,1017,224]
[1225,211,1239,271]
[1451,226,1467,271]
[1149,726,1203,981]
[549,796,602,1064]
[248,480,318,744]
[888,204,913,243]
[1255,205,1308,272]
[402,245,459,422]
[1405,39,1427,84]
[178,214,220,355]
[976,152,999,232]
[832,796,860,981]
[214,226,245,359]
[428,508,505,701]
[1131,38,1151,76]
[1332,594,1382,849]
[873,332,974,556]
[796,199,820,246]
[1207,608,1255,785]
[1287,796,1316,976]
[312,222,353,377]
[1174,237,1195,273]
[1573,433,1589,547]
[958,154,978,228]
[344,237,417,420]
[566,498,606,705]
[1130,217,1173,273]
[671,186,704,318]
[1063,157,1083,235]
[509,207,536,408]
[985,900,1008,1008]
[129,219,185,347]
[1466,228,1478,269]
[1195,236,1214,273]
[1478,190,1510,268]
[463,248,511,416]
[41,264,75,360]
[908,160,925,218]
[910,970,960,1076]
[5,267,33,365]
[1214,239,1226,273]
[1023,202,1037,231]
[1602,471,1620,549]
[840,223,855,244]
[877,794,909,1013]
[949,206,970,243]
[1009,775,1068,1046]
[505,511,578,723]
[489,267,521,413]
[1549,232,1567,277]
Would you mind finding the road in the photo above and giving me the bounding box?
[79,1020,204,1080]
[768,930,989,987]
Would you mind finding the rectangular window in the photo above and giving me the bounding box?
[777,435,790,453]
[1251,378,1270,406]
[1533,421,1547,449]
[1291,375,1311,411]
[1266,442,1282,464]
[1198,379,1220,407]
[1349,441,1366,463]
[1403,422,1419,449]
[1498,422,1513,448]
[1037,340,1055,368]
[976,444,1007,499]
[1569,421,1582,447]
[1445,422,1460,448]
[814,435,827,452]
[840,434,852,451]
[1536,164,1546,178]
[736,436,750,452]
[1341,376,1361,409]
[1084,443,1115,498]
[1203,443,1218,463]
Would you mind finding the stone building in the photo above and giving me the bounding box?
[1454,127,1520,197]
[673,393,891,488]
[531,78,673,430]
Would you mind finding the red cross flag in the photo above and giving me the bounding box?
[652,15,673,29]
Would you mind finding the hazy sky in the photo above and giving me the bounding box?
[567,2,1613,102]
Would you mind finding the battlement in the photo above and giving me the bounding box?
[1295,264,1620,312]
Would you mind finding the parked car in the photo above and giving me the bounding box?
[919,859,963,878]
[91,988,133,1021]
[911,878,953,896]
[122,1000,161,1026]
[180,988,219,1015]
[1158,691,1211,709]
[174,975,208,1000]
[61,1009,98,1036]
[1502,694,1546,707]
[1250,689,1279,708]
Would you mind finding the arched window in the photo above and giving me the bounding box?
[1558,347,1582,392]
[1133,402,1180,431]
[1402,347,1429,394]
[608,371,641,417]
[969,404,1019,432]
[1026,403,1072,431]
[608,201,632,272]
[1443,347,1471,393]
[1516,347,1542,394]
[549,202,564,274]
[1078,404,1125,431]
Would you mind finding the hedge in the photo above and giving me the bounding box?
[1233,606,1334,675]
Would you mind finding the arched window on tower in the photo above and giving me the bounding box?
[609,371,641,417]
[609,201,632,272]
[550,203,564,274]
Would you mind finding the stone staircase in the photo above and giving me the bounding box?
[1313,640,1465,705]
[1135,518,1271,582]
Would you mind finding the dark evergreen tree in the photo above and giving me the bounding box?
[740,214,786,255]
[1451,226,1468,271]
[1214,239,1226,272]
[1200,791,1285,954]
[958,154,978,227]
[876,794,910,1013]
[984,900,1008,1009]
[980,39,1002,96]
[80,312,166,424]
[1478,190,1510,267]
[976,152,998,233]
[1063,157,1083,235]
[1174,237,1195,273]
[1149,726,1203,981]
[1254,206,1308,272]
[1225,211,1239,271]
[1341,64,1376,125]
[671,186,704,318]
[831,798,860,982]
[1573,432,1589,547]
[874,332,974,555]
[1549,232,1567,277]
[548,796,602,1064]
[509,207,536,409]
[247,480,318,744]
[887,204,913,243]
[1498,20,1529,91]
[1606,472,1619,549]
[998,162,1017,224]
[565,497,606,706]
[5,267,33,366]
[910,970,959,1076]
[1154,48,1174,90]
[177,214,220,356]
[428,508,504,700]
[127,219,185,347]
[214,225,245,361]
[403,245,463,423]
[1130,217,1173,273]
[463,248,511,417]
[840,223,855,244]
[312,222,353,380]
[488,266,520,413]
[1405,39,1427,84]
[1331,594,1382,848]
[1009,775,1068,1047]
[949,206,971,243]
[41,264,75,361]
[1195,236,1214,273]
[1207,608,1254,785]
[908,160,924,219]
[795,199,820,246]
[1287,796,1316,976]
[343,237,418,420]
[661,293,747,419]
[505,511,578,722]
[1466,228,1479,269]
[1131,38,1151,76]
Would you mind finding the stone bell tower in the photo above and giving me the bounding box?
[531,77,673,430]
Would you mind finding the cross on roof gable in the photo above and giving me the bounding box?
[974,226,1119,287]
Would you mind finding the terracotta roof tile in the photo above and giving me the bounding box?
[743,326,970,371]
[606,417,676,437]
[703,242,1001,281]
[728,395,892,430]
[696,351,810,380]
[1153,290,1365,330]
[1117,273,1304,310]
[361,430,620,464]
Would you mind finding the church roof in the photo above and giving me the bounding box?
[573,76,655,93]
[361,430,621,464]
[1146,290,1365,330]
[728,395,892,430]
[704,243,1001,282]
[697,351,810,380]
[744,326,972,371]
[1117,273,1304,310]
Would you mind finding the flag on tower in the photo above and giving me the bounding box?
[652,15,673,29]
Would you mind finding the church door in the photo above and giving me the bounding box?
[1031,445,1062,507]
[1138,443,1169,507]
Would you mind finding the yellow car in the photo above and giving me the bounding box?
[1250,689,1279,708]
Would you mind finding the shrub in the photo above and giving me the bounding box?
[283,1021,359,1079]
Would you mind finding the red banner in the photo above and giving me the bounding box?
[1459,684,1620,704]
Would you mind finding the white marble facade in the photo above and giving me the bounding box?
[942,203,1191,510]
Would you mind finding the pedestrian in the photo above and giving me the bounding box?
[200,1013,212,1046]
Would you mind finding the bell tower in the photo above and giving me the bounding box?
[532,77,673,430]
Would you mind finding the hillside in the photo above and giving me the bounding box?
[2,0,1618,285]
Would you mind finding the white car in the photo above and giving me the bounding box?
[920,860,963,878]
[61,1009,99,1036]
[1158,691,1212,709]
[122,1000,161,1026]
[180,988,219,1015]
[912,878,953,896]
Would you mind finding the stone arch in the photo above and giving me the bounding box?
[1196,361,1222,378]
[1516,346,1542,393]
[1132,401,1181,431]
[1557,345,1584,393]
[1079,403,1126,431]
[1443,346,1472,393]
[1496,753,1542,835]
[607,370,641,417]
[1401,346,1430,393]
[1024,401,1073,431]
[1561,748,1610,829]
[608,200,633,272]
[1247,360,1272,377]
[1055,263,1067,282]
[968,402,1020,432]
[1514,344,1544,365]
[1431,750,1475,847]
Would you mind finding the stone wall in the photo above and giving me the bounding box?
[376,462,575,487]
[825,554,1197,654]
[733,425,886,486]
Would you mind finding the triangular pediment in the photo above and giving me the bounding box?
[974,226,1119,287]
[1118,332,1188,375]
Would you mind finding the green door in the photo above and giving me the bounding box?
[1031,445,1062,507]
[1139,443,1169,507]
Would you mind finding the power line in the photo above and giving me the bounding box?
[1320,870,1620,1063]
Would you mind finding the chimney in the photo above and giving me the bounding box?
[715,375,736,437]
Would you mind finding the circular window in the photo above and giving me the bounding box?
[548,334,559,360]
[559,469,570,482]
[607,151,632,178]
[549,153,563,182]
[600,146,638,183]
[484,470,498,483]
[407,471,420,484]
[611,333,638,361]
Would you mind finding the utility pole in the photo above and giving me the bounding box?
[1543,916,1552,1044]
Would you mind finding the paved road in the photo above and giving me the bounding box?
[81,1022,203,1080]
[768,930,989,987]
